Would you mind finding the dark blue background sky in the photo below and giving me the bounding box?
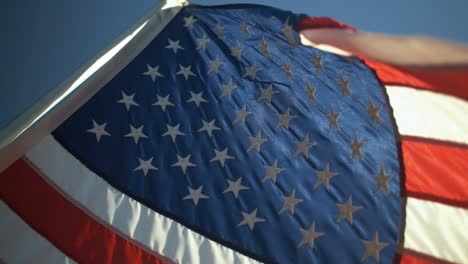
[2,0,468,130]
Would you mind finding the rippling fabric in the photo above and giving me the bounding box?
[53,4,400,263]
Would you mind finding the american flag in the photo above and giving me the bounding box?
[1,2,467,264]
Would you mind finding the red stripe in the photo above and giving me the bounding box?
[364,59,468,101]
[397,249,454,264]
[296,17,356,32]
[0,159,170,264]
[396,253,433,264]
[401,136,468,209]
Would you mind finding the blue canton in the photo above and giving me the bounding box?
[53,4,401,263]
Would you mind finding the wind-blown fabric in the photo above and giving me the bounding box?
[1,4,467,264]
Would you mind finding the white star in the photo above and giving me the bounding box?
[294,133,317,158]
[263,159,285,183]
[247,131,268,153]
[207,55,223,75]
[257,84,279,103]
[282,63,293,78]
[186,91,208,107]
[240,21,250,36]
[305,80,317,103]
[196,34,210,50]
[338,76,352,97]
[165,38,184,54]
[183,186,209,206]
[326,105,341,131]
[373,163,393,194]
[282,18,296,46]
[162,123,185,142]
[142,64,164,82]
[349,132,366,160]
[243,62,262,79]
[231,41,244,60]
[238,208,265,231]
[233,105,252,124]
[360,231,389,264]
[220,78,237,98]
[279,189,303,215]
[336,195,362,224]
[124,124,148,144]
[276,108,297,129]
[223,177,249,199]
[198,119,221,137]
[367,97,383,125]
[171,154,196,174]
[259,37,271,57]
[311,54,325,73]
[298,223,324,249]
[86,120,111,142]
[152,95,175,112]
[183,15,197,28]
[210,147,235,167]
[116,91,139,111]
[313,163,339,190]
[134,157,158,176]
[176,64,196,80]
[215,22,224,38]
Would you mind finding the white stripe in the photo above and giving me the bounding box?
[404,197,468,263]
[385,85,468,145]
[299,33,352,56]
[300,29,468,67]
[26,136,259,264]
[0,201,76,264]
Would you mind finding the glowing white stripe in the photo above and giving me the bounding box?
[0,201,76,264]
[26,136,258,264]
[386,85,468,145]
[404,197,468,263]
[300,29,468,66]
[299,33,352,56]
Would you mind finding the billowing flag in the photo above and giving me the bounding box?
[1,1,467,264]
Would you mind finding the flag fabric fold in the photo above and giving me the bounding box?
[1,3,467,264]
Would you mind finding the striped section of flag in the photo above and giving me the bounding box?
[0,201,76,264]
[300,18,468,263]
[374,67,468,264]
[1,158,171,264]
[1,145,259,264]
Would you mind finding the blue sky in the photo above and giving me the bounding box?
[2,0,467,130]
